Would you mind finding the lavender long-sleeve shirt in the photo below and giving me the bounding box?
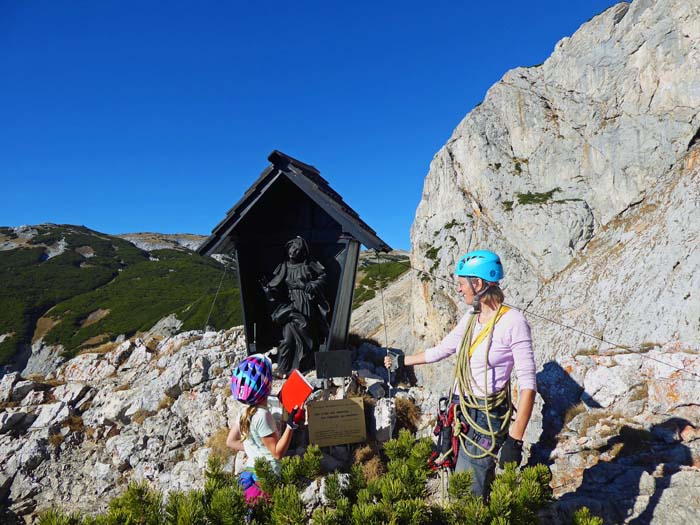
[424,308,536,396]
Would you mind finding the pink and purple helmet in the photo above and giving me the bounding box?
[230,354,273,405]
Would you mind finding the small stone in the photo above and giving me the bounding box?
[20,390,47,407]
[0,411,27,434]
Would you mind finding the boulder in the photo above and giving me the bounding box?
[52,383,90,406]
[0,411,28,434]
[28,402,70,431]
[59,354,116,383]
[0,372,19,403]
[121,343,152,370]
[19,390,47,407]
[21,342,65,378]
[372,398,396,443]
[106,340,133,367]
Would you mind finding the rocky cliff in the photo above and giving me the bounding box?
[411,0,700,355]
[410,0,700,404]
[406,0,700,522]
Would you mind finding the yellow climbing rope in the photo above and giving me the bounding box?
[452,304,513,459]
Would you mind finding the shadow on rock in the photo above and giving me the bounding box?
[529,361,601,467]
[560,418,694,524]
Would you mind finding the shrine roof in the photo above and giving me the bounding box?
[198,150,392,255]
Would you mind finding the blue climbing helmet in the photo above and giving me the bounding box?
[230,354,273,405]
[455,250,504,282]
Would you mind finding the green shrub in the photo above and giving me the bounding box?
[447,470,474,501]
[281,456,304,486]
[206,486,247,525]
[37,508,84,525]
[323,472,344,502]
[203,456,235,501]
[163,490,206,525]
[351,501,390,525]
[311,507,342,525]
[516,187,561,205]
[346,464,366,502]
[270,485,305,525]
[302,444,322,478]
[572,507,604,525]
[255,457,281,495]
[103,481,163,525]
[37,429,585,525]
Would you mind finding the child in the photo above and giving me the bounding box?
[226,354,304,502]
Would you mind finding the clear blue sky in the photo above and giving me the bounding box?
[1,0,621,250]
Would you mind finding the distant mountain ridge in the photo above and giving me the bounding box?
[114,232,207,252]
[0,224,240,368]
[0,225,406,371]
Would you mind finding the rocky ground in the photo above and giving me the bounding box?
[1,319,698,524]
[0,325,423,523]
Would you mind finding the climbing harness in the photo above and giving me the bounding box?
[427,397,456,504]
[428,397,456,470]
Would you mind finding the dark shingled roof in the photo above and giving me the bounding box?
[198,150,391,255]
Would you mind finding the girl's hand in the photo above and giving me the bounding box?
[287,405,305,430]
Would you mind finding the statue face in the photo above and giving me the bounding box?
[287,239,305,262]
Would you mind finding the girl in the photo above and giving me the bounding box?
[226,354,304,502]
[386,250,536,497]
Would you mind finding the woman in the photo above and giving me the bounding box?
[386,250,536,497]
[226,354,304,502]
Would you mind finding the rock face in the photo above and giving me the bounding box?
[411,0,700,357]
[0,326,417,522]
[350,270,415,353]
[115,233,207,252]
[0,328,249,519]
[399,0,700,522]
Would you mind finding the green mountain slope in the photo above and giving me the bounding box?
[0,225,407,367]
[353,251,410,309]
[0,225,240,364]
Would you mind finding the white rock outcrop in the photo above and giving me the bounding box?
[396,1,700,521]
[411,0,700,360]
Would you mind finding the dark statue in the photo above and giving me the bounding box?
[260,236,330,377]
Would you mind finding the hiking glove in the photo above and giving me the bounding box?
[385,351,405,372]
[498,435,523,468]
[286,406,305,430]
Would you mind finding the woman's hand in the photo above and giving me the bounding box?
[384,352,426,369]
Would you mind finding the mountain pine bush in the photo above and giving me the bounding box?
[38,431,599,525]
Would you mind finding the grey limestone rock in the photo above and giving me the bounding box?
[21,342,65,378]
[0,372,19,403]
[410,0,700,365]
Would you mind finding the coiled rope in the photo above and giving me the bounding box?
[452,304,513,459]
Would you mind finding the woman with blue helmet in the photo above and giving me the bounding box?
[386,250,536,498]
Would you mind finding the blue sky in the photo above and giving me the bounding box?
[1,1,621,250]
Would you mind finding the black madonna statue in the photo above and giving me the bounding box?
[260,236,330,378]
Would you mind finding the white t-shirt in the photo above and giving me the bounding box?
[242,407,280,474]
